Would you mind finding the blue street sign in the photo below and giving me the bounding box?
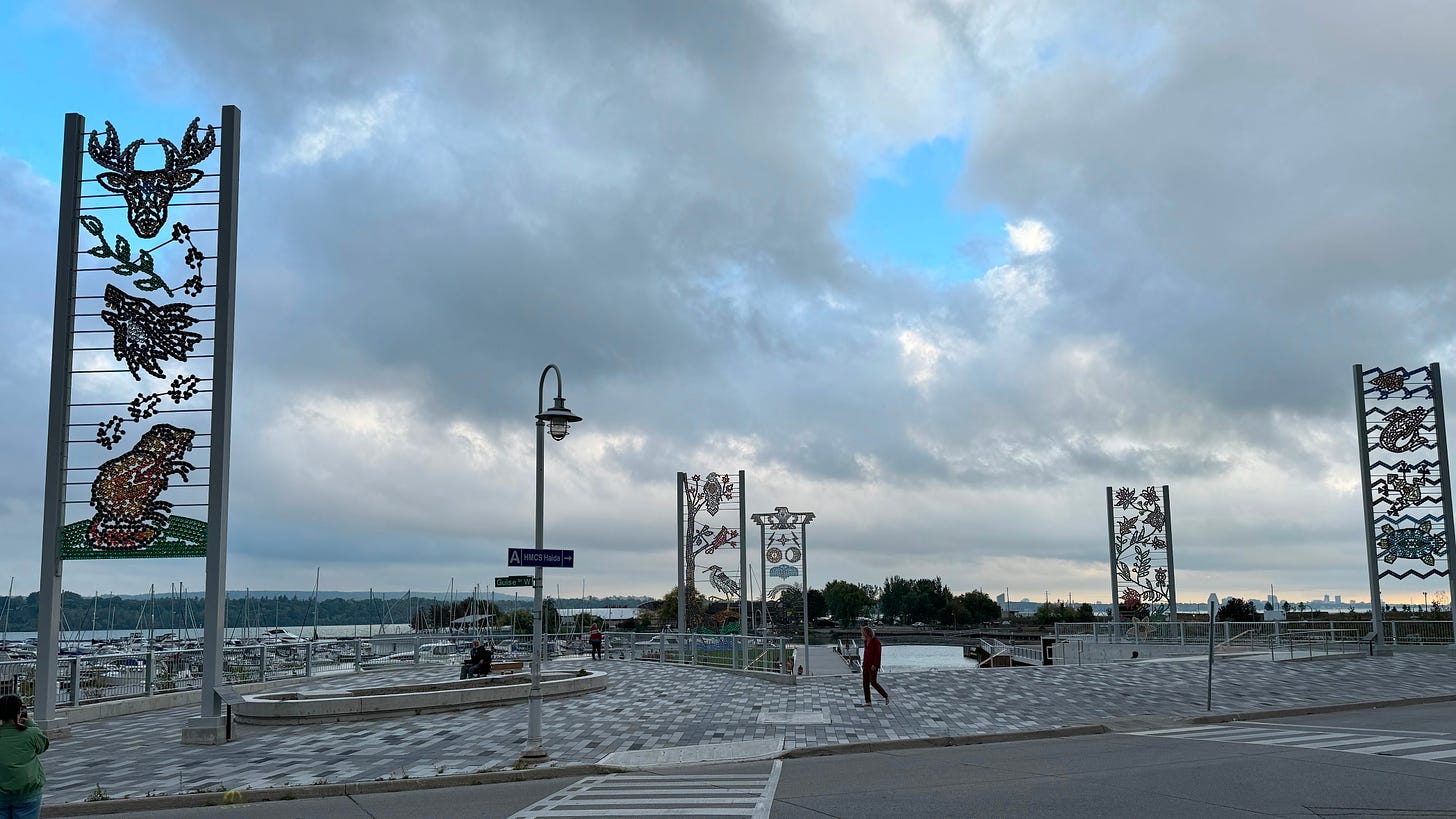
[507,548,575,568]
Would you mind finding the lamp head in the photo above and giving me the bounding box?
[537,396,582,441]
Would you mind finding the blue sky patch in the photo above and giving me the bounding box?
[838,136,1006,283]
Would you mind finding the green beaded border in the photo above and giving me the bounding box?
[59,515,207,560]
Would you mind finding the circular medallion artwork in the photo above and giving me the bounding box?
[766,546,783,564]
[784,546,801,563]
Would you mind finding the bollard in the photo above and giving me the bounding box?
[70,657,81,706]
[1206,593,1217,711]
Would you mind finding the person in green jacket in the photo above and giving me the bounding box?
[0,695,47,819]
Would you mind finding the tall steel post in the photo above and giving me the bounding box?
[800,519,810,675]
[1428,364,1456,638]
[35,113,86,737]
[1162,485,1178,623]
[1353,364,1385,646]
[737,470,747,670]
[677,472,687,641]
[185,105,242,744]
[525,415,547,759]
[759,521,767,644]
[1106,486,1120,639]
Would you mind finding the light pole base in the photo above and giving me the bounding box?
[32,716,70,740]
[181,715,230,745]
[517,746,550,765]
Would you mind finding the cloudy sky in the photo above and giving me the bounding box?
[2,1,1453,608]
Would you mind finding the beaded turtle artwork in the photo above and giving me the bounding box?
[1375,520,1445,567]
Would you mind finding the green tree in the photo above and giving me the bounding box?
[654,587,706,630]
[1216,597,1259,621]
[823,580,877,627]
[954,591,1002,625]
[878,576,953,625]
[505,608,533,632]
[779,587,827,624]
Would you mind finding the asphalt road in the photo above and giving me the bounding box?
[98,701,1456,818]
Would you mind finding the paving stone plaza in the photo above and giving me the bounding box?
[38,649,1456,804]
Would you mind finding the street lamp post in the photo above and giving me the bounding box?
[523,364,581,763]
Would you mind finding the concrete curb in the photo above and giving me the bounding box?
[41,763,628,816]
[778,724,1109,758]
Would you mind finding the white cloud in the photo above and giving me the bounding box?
[1006,218,1055,255]
[271,90,406,170]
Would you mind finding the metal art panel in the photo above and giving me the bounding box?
[676,471,746,635]
[1108,485,1177,622]
[50,114,238,560]
[751,506,815,662]
[1355,364,1456,639]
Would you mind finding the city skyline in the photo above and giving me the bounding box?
[2,2,1454,608]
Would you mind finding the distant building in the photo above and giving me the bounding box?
[1335,595,1342,604]
[1324,595,1330,602]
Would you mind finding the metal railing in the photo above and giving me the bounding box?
[1054,620,1453,646]
[1,630,791,708]
[609,632,790,673]
[974,638,1043,667]
[1269,630,1371,661]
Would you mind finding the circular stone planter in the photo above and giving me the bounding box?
[234,669,608,725]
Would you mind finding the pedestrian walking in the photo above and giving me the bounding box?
[589,626,603,660]
[858,626,889,707]
[0,694,48,819]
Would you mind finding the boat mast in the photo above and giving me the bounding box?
[1,577,12,647]
[311,568,321,640]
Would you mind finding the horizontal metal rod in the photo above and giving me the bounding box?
[80,139,224,149]
[73,312,215,318]
[68,409,213,427]
[70,393,214,407]
[68,437,212,443]
[65,499,210,506]
[79,190,221,200]
[66,465,212,473]
[80,202,218,212]
[66,469,211,484]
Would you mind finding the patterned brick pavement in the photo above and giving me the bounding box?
[38,651,1456,804]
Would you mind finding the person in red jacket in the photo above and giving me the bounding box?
[859,626,890,707]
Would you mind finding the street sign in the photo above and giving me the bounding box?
[506,548,575,568]
[495,575,534,588]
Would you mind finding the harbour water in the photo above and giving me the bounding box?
[879,644,978,672]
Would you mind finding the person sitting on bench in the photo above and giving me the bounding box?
[460,640,493,679]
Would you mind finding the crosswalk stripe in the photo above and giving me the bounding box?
[1298,735,1407,748]
[1403,747,1456,761]
[1354,739,1456,754]
[1247,733,1366,745]
[1134,724,1456,765]
[1160,727,1314,741]
[1243,733,1359,745]
[510,762,783,818]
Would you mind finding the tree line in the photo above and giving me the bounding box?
[0,591,619,636]
[641,576,1013,631]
